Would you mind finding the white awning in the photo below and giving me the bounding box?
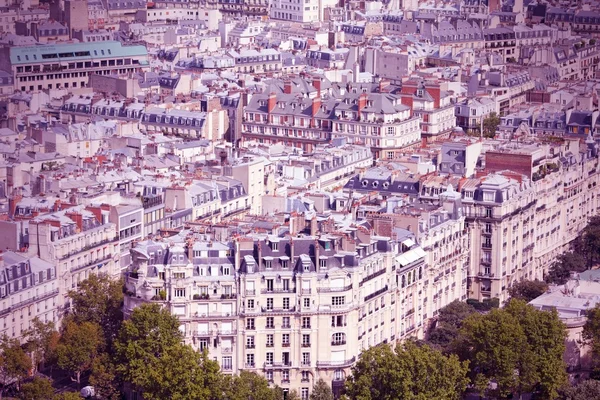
[279,256,290,260]
[413,247,426,258]
[401,238,416,248]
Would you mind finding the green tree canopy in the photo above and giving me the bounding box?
[222,371,282,400]
[52,392,82,400]
[562,379,600,400]
[583,305,600,369]
[19,377,54,400]
[310,378,334,400]
[545,251,587,285]
[427,301,476,352]
[56,320,104,386]
[483,112,500,138]
[115,304,223,400]
[508,279,549,302]
[0,335,32,398]
[89,354,121,400]
[583,216,600,268]
[67,274,124,347]
[456,300,566,399]
[23,318,60,373]
[343,341,469,400]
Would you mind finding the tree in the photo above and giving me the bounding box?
[508,279,549,302]
[427,301,476,352]
[344,341,469,400]
[456,301,567,399]
[19,377,54,400]
[53,392,82,400]
[222,371,281,400]
[504,300,567,399]
[115,304,222,400]
[68,274,124,347]
[89,354,121,400]
[562,379,600,400]
[583,305,600,368]
[287,390,301,400]
[545,251,587,285]
[482,112,500,138]
[583,216,600,268]
[0,335,32,398]
[23,318,60,373]
[310,378,333,400]
[56,321,104,386]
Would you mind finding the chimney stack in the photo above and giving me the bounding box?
[312,76,321,96]
[284,81,293,94]
[268,93,277,113]
[358,93,368,118]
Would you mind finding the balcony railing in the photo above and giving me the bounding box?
[302,342,311,347]
[331,340,346,346]
[318,284,353,293]
[260,288,295,294]
[364,285,389,302]
[261,306,296,313]
[301,288,312,294]
[317,357,356,368]
[245,363,255,368]
[245,289,256,295]
[359,269,386,287]
[0,289,59,316]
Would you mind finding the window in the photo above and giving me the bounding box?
[266,370,273,382]
[173,272,185,279]
[332,332,346,345]
[283,298,290,310]
[246,318,255,330]
[267,279,274,292]
[174,288,185,298]
[266,334,274,347]
[222,356,232,370]
[272,242,278,251]
[246,354,255,367]
[265,260,272,269]
[267,298,274,310]
[283,279,290,291]
[282,260,288,269]
[302,371,310,382]
[199,338,209,351]
[282,370,289,381]
[247,299,255,309]
[302,334,310,346]
[266,352,274,365]
[302,388,309,400]
[266,317,275,328]
[282,333,290,346]
[302,317,311,329]
[332,296,345,306]
[302,352,310,366]
[303,298,310,308]
[246,336,255,348]
[283,316,290,328]
[223,266,230,275]
[319,259,327,268]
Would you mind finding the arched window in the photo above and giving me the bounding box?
[334,369,345,381]
[401,275,406,288]
[332,332,346,345]
[418,267,422,280]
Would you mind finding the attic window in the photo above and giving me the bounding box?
[361,180,368,187]
[382,182,389,189]
[372,181,379,188]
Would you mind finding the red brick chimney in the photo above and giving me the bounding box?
[358,93,368,117]
[312,77,321,95]
[284,81,292,94]
[312,97,321,117]
[425,83,441,108]
[53,199,61,212]
[379,79,390,93]
[86,206,104,224]
[66,212,83,232]
[268,93,277,113]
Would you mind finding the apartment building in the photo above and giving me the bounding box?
[461,173,537,302]
[123,228,426,398]
[242,92,334,153]
[332,92,422,160]
[0,251,58,342]
[0,41,149,92]
[400,80,456,142]
[27,205,119,311]
[455,96,496,134]
[483,27,517,63]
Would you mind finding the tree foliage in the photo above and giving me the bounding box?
[0,335,32,397]
[115,303,224,400]
[56,320,104,386]
[343,341,469,400]
[455,300,566,399]
[583,305,600,368]
[23,318,60,373]
[483,112,500,138]
[89,354,121,400]
[427,301,476,352]
[582,216,600,268]
[222,371,282,400]
[18,377,54,400]
[545,251,587,285]
[52,392,83,400]
[67,273,124,347]
[562,379,600,400]
[310,378,333,400]
[508,279,549,302]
